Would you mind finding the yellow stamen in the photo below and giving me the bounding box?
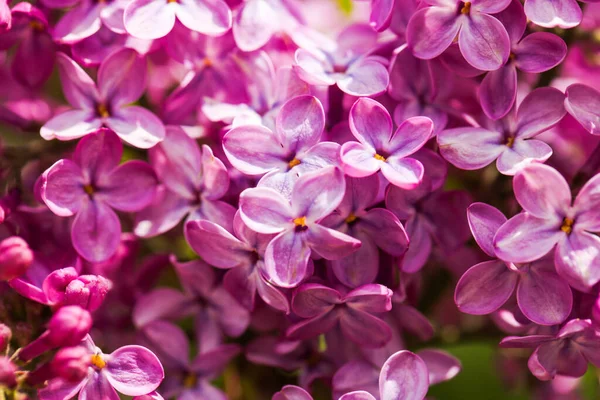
[91,354,106,369]
[29,21,45,31]
[374,153,386,162]
[202,58,213,67]
[97,103,110,118]
[561,217,574,234]
[167,0,178,3]
[460,2,471,15]
[345,213,357,224]
[506,136,515,148]
[83,184,94,195]
[288,158,301,168]
[293,216,307,227]
[183,373,197,388]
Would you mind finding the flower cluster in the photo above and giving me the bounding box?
[1,0,600,399]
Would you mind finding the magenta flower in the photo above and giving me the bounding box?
[134,126,236,237]
[185,212,289,313]
[494,163,600,291]
[39,129,158,262]
[320,175,409,288]
[223,95,340,199]
[39,335,164,399]
[500,319,600,380]
[340,98,433,189]
[287,283,393,348]
[480,0,567,120]
[438,87,566,175]
[293,24,389,97]
[406,0,511,71]
[564,83,600,135]
[40,49,165,149]
[455,203,572,325]
[239,166,361,287]
[123,0,232,40]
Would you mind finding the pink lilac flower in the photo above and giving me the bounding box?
[39,129,158,262]
[293,24,389,97]
[340,98,433,189]
[500,319,600,380]
[494,163,600,291]
[134,125,236,237]
[406,0,512,71]
[239,166,361,287]
[223,95,340,199]
[123,0,232,40]
[437,87,566,175]
[39,335,164,399]
[40,49,165,149]
[455,203,572,325]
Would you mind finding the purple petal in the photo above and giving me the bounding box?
[467,202,507,257]
[394,304,435,341]
[516,87,566,138]
[341,142,381,178]
[123,0,175,40]
[40,110,102,141]
[380,157,424,190]
[291,283,340,318]
[517,261,572,325]
[39,378,87,400]
[53,3,102,44]
[185,219,251,269]
[360,208,409,256]
[536,340,588,379]
[499,335,555,348]
[80,372,119,400]
[493,0,527,43]
[400,216,432,273]
[105,106,165,149]
[379,350,429,400]
[472,0,512,13]
[495,138,553,176]
[105,345,164,396]
[386,116,433,158]
[40,159,85,217]
[455,260,517,315]
[512,163,570,218]
[417,349,462,385]
[73,128,122,180]
[222,125,287,175]
[480,64,517,120]
[272,385,314,400]
[340,309,392,347]
[140,320,189,367]
[293,49,335,86]
[339,392,376,400]
[524,0,582,28]
[72,199,121,262]
[98,48,146,108]
[264,230,310,288]
[100,1,127,33]
[349,98,392,150]
[239,187,293,234]
[192,199,237,235]
[437,127,504,170]
[406,7,460,59]
[306,224,361,260]
[200,145,230,200]
[338,57,389,97]
[175,0,232,36]
[55,52,99,109]
[97,161,157,212]
[276,95,325,153]
[333,360,380,399]
[555,232,600,291]
[331,233,379,288]
[12,29,55,89]
[344,284,393,313]
[291,166,345,221]
[564,83,600,135]
[494,212,562,263]
[255,271,290,313]
[191,343,240,375]
[370,0,394,31]
[458,13,510,71]
[134,186,191,237]
[286,309,339,339]
[513,32,567,73]
[232,0,277,52]
[573,173,600,232]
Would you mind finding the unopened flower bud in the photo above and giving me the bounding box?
[42,267,79,305]
[0,237,33,281]
[0,323,11,352]
[51,346,91,382]
[0,356,17,388]
[64,275,112,312]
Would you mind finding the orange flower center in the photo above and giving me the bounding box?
[91,354,106,369]
[293,216,307,227]
[374,153,386,162]
[560,218,574,234]
[288,158,301,168]
[460,2,471,15]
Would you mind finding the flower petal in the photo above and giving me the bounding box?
[105,345,164,396]
[105,106,165,149]
[480,64,517,120]
[467,202,507,257]
[337,57,389,97]
[97,161,158,212]
[124,0,175,40]
[55,52,99,110]
[340,309,392,347]
[293,49,335,86]
[264,230,311,288]
[349,97,393,150]
[379,350,429,400]
[98,48,146,108]
[437,127,504,170]
[516,87,566,139]
[79,372,120,400]
[72,199,121,262]
[232,0,278,51]
[291,283,340,318]
[134,186,191,238]
[406,7,460,60]
[222,125,287,175]
[417,349,462,385]
[512,163,570,218]
[276,95,325,153]
[239,187,293,234]
[331,233,379,288]
[40,110,102,141]
[573,173,600,232]
[513,32,567,73]
[555,231,600,291]
[360,208,409,256]
[40,159,85,217]
[175,0,232,36]
[273,385,314,400]
[185,219,251,269]
[524,0,582,29]
[380,157,424,190]
[292,166,346,221]
[564,83,600,135]
[306,224,361,260]
[53,3,102,44]
[340,142,382,178]
[339,391,376,400]
[458,13,510,71]
[387,116,433,158]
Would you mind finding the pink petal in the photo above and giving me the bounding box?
[467,202,507,257]
[339,392,376,400]
[273,385,314,400]
[555,231,600,291]
[105,345,164,396]
[349,97,393,150]
[96,161,158,212]
[338,57,389,97]
[72,198,121,262]
[40,110,102,141]
[239,187,293,234]
[379,350,429,400]
[573,173,600,232]
[105,106,165,149]
[255,270,290,313]
[185,219,251,269]
[79,372,119,400]
[370,0,395,31]
[306,224,361,260]
[471,0,512,13]
[73,128,123,180]
[344,284,393,313]
[286,307,339,339]
[200,144,230,200]
[293,49,335,86]
[39,378,87,400]
[55,52,99,109]
[406,7,460,60]
[495,138,552,176]
[339,308,392,347]
[513,32,567,73]
[134,186,191,237]
[458,13,510,71]
[291,166,346,221]
[516,87,566,139]
[380,157,424,189]
[480,64,517,120]
[222,125,287,175]
[565,83,600,135]
[512,163,570,218]
[98,48,146,108]
[124,0,175,40]
[232,0,277,52]
[276,95,325,153]
[437,127,504,170]
[53,3,102,44]
[386,116,433,157]
[40,159,85,217]
[417,349,461,385]
[331,233,379,288]
[264,230,311,288]
[340,142,382,178]
[524,0,582,28]
[175,0,232,36]
[400,217,432,273]
[360,208,409,256]
[291,283,340,318]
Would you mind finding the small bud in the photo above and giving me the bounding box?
[42,267,79,305]
[64,275,112,312]
[0,323,11,352]
[0,237,34,281]
[0,356,17,388]
[51,346,91,382]
[46,306,93,347]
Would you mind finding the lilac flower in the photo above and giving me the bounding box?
[223,95,340,199]
[287,283,393,347]
[134,125,236,237]
[455,203,572,325]
[0,3,55,89]
[39,129,158,262]
[494,163,600,291]
[480,0,567,120]
[184,212,289,313]
[239,166,361,287]
[340,98,433,189]
[39,335,164,399]
[438,87,566,175]
[123,0,232,40]
[320,174,409,288]
[564,83,600,135]
[40,49,165,149]
[406,0,511,71]
[293,24,389,97]
[42,267,112,311]
[500,319,600,380]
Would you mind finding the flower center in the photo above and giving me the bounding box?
[90,354,106,369]
[183,373,197,388]
[345,213,358,225]
[83,184,95,196]
[293,216,307,227]
[29,20,45,31]
[460,1,471,15]
[167,0,178,3]
[560,217,574,234]
[97,103,110,118]
[374,153,386,162]
[288,158,301,168]
[505,136,515,148]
